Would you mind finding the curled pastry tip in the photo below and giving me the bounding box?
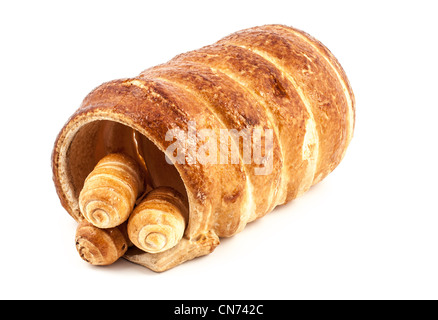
[79,153,144,228]
[128,187,187,254]
[75,220,129,265]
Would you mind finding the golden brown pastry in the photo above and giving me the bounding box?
[79,153,144,228]
[75,220,129,265]
[127,187,187,254]
[52,24,355,272]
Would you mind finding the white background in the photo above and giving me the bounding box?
[1,0,437,300]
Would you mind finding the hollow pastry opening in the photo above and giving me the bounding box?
[65,120,189,221]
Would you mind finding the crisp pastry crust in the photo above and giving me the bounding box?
[52,24,355,272]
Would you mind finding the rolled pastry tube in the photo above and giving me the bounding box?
[52,24,356,272]
[79,153,144,228]
[75,220,129,265]
[127,187,188,254]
